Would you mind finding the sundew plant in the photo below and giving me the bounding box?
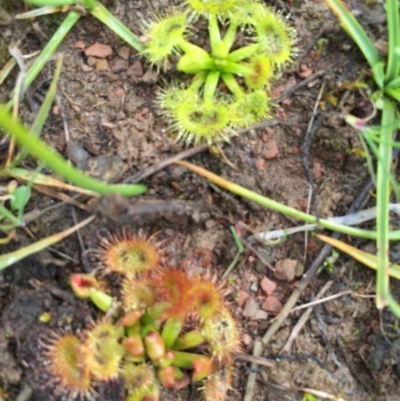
[143,0,295,144]
[43,232,240,401]
[14,0,294,145]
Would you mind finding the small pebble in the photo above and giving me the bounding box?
[261,296,283,314]
[260,276,277,296]
[263,139,279,160]
[95,59,109,71]
[118,46,130,60]
[253,310,269,320]
[236,290,250,307]
[242,297,259,318]
[85,42,113,58]
[275,259,298,282]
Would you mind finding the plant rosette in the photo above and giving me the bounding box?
[42,232,241,401]
[143,0,295,145]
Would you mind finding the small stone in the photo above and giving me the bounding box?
[74,40,85,49]
[242,333,253,345]
[95,59,109,71]
[255,158,265,170]
[261,296,283,314]
[118,46,130,60]
[242,297,259,318]
[275,259,298,282]
[111,87,125,97]
[247,272,258,282]
[263,139,279,160]
[260,276,277,296]
[236,290,250,307]
[140,68,158,83]
[112,58,129,73]
[253,310,269,320]
[253,141,262,156]
[298,64,313,78]
[127,60,144,77]
[295,262,304,277]
[312,161,324,180]
[85,42,113,58]
[205,219,216,230]
[81,63,93,72]
[87,56,96,67]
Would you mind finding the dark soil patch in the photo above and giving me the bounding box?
[1,1,400,401]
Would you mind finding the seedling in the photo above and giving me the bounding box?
[44,232,240,400]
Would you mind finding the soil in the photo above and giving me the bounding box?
[1,1,400,401]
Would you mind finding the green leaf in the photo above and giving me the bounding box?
[0,215,95,270]
[384,87,400,102]
[22,0,76,5]
[91,2,145,52]
[24,11,81,89]
[11,58,63,168]
[316,234,400,281]
[10,186,31,213]
[386,76,400,88]
[173,160,400,240]
[376,98,397,309]
[324,0,382,76]
[385,0,400,82]
[372,61,385,89]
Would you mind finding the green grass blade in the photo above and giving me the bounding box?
[22,0,75,5]
[387,76,400,88]
[376,98,396,309]
[324,0,382,83]
[16,6,65,19]
[316,234,400,281]
[0,204,20,226]
[384,87,400,102]
[11,58,63,168]
[385,0,400,82]
[174,160,400,241]
[0,58,16,86]
[0,215,95,270]
[90,3,145,53]
[0,105,146,196]
[363,128,400,201]
[24,11,81,89]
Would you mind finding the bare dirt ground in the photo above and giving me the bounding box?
[1,0,400,401]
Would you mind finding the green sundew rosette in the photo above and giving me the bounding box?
[244,54,273,89]
[141,12,189,69]
[122,362,157,401]
[173,98,232,144]
[229,90,270,128]
[226,2,268,27]
[159,87,233,144]
[157,87,199,120]
[255,11,293,66]
[187,0,242,15]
